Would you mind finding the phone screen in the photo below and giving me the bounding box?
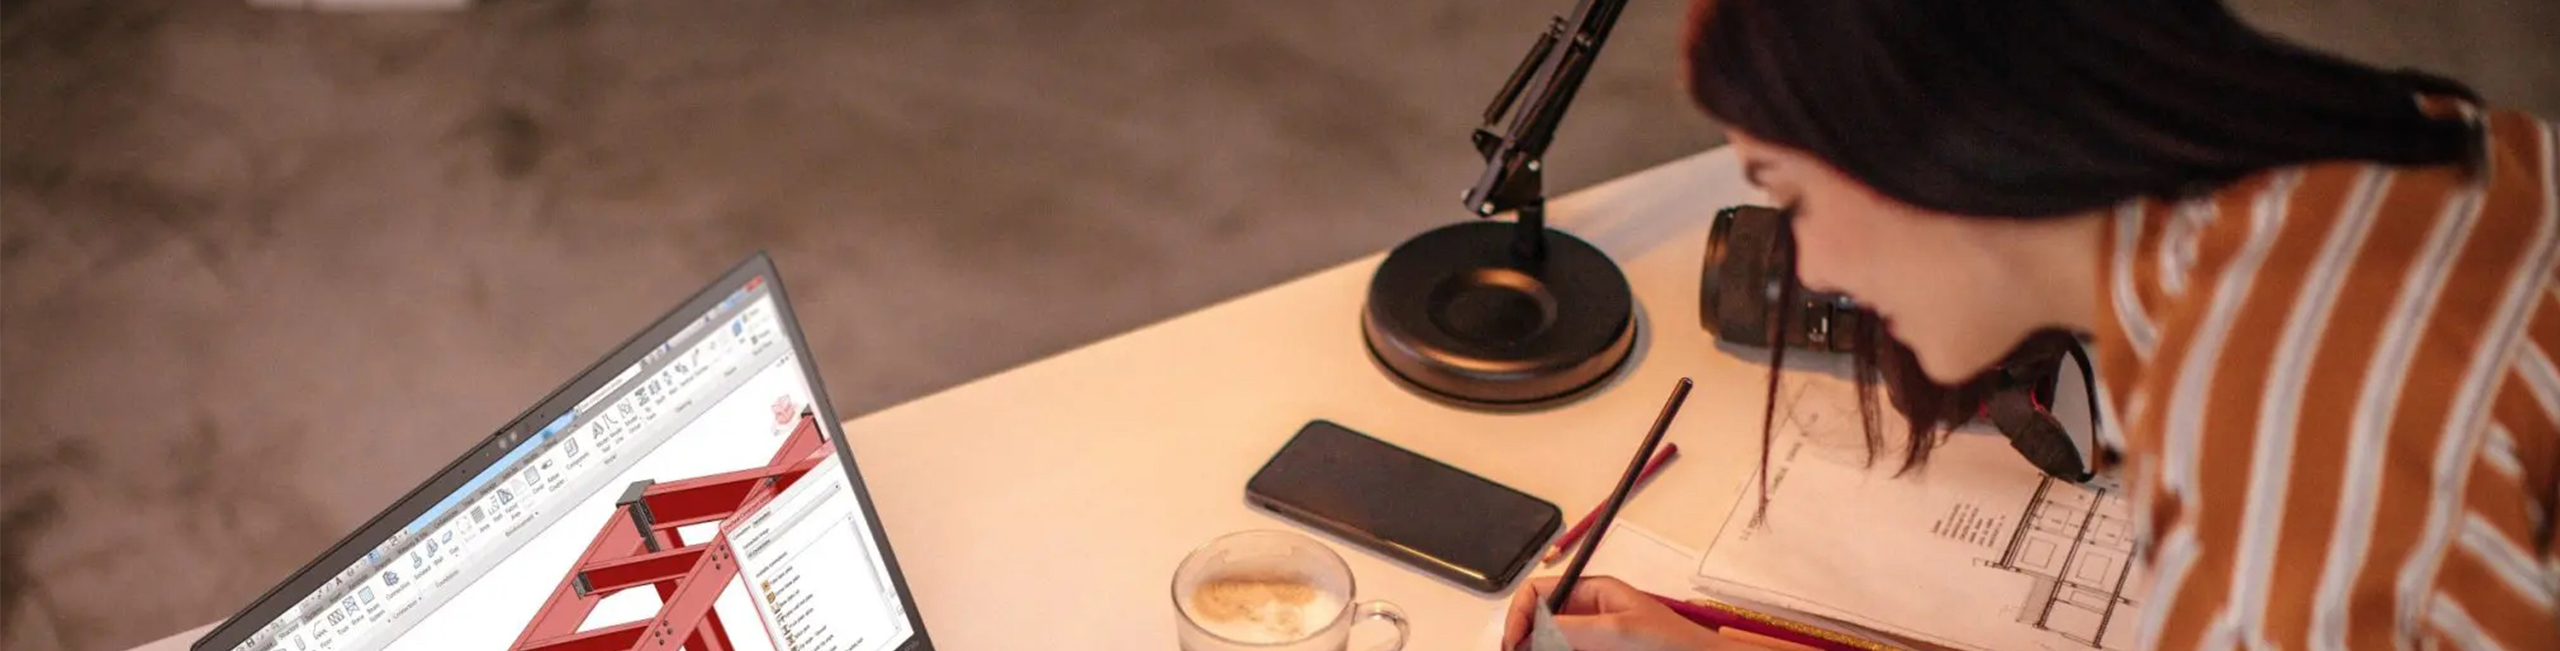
[1245,420,1561,592]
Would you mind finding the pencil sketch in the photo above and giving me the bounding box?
[1692,372,2152,651]
[1978,477,2139,650]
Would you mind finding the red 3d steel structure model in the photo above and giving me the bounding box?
[506,410,829,651]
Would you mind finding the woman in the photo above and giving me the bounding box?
[1506,0,2558,649]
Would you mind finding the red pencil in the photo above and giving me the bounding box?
[1542,442,1680,564]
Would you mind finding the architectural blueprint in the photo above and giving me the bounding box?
[1985,476,2140,649]
[1692,373,2148,651]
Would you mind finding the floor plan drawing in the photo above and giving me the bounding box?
[1980,477,2140,650]
[1692,372,2152,651]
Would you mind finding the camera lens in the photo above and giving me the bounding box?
[1700,205,1874,353]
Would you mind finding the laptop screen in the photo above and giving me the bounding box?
[215,271,916,651]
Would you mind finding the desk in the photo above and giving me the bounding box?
[128,147,1767,651]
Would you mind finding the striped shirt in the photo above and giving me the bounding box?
[2092,106,2560,651]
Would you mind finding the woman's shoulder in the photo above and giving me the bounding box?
[2158,108,2553,281]
[2105,106,2556,378]
[2476,107,2556,197]
[2175,105,2550,220]
[2104,106,2554,338]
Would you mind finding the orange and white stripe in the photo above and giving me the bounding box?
[2092,106,2560,651]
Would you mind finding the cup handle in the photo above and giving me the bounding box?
[1352,600,1410,651]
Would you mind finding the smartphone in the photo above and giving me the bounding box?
[1245,420,1562,593]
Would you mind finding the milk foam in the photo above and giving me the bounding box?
[1186,576,1347,644]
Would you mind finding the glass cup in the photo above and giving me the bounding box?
[1172,530,1410,651]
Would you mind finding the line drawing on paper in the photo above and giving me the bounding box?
[1979,476,2139,650]
[1697,373,2151,651]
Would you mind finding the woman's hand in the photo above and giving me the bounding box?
[1499,576,1749,651]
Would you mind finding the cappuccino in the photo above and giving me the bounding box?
[1185,575,1347,643]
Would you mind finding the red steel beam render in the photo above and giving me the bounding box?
[653,528,734,651]
[622,536,743,651]
[509,509,649,648]
[520,622,647,651]
[575,544,708,596]
[635,417,829,529]
[765,413,826,467]
[637,452,828,534]
[636,470,774,528]
[505,412,826,651]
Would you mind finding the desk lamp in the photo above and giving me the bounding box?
[1363,0,1638,410]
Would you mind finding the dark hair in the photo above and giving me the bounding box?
[1753,211,1993,525]
[1686,0,2482,519]
[1687,0,2479,217]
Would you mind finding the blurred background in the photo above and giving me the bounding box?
[2,1,2553,650]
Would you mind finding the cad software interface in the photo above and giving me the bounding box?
[226,279,911,651]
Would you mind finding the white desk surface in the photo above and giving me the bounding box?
[133,147,1770,651]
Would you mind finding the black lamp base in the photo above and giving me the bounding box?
[1362,221,1637,410]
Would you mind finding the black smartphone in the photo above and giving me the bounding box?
[1245,420,1562,593]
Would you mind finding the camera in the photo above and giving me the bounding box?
[1698,205,1875,352]
[1697,204,2100,482]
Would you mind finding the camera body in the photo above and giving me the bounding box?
[1699,205,1874,352]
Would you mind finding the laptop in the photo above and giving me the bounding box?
[193,255,933,651]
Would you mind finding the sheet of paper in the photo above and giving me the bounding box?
[1562,520,1708,596]
[1693,373,2149,651]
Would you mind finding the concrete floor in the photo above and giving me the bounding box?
[2,1,2552,650]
